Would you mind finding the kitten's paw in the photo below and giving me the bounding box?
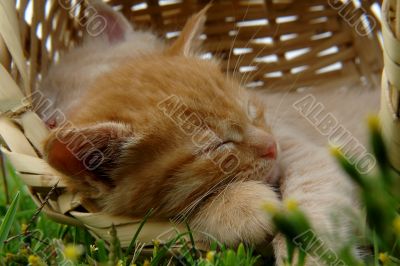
[189,181,280,246]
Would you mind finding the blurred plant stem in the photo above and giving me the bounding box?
[0,149,10,205]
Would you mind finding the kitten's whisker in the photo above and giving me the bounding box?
[239,48,272,86]
[173,176,230,223]
[232,25,263,83]
[241,43,277,82]
[242,21,302,129]
[240,45,283,87]
[233,9,283,82]
[209,167,252,209]
[226,4,250,82]
[270,74,301,129]
[207,178,246,212]
[174,192,213,223]
[178,169,242,221]
[238,18,283,87]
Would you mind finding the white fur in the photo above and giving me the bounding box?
[261,85,380,265]
[38,30,163,123]
[190,181,280,246]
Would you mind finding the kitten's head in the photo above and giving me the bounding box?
[44,3,278,217]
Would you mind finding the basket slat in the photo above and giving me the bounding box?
[35,0,381,89]
[69,211,185,245]
[19,173,66,188]
[20,111,49,155]
[1,148,52,175]
[0,118,37,156]
[0,65,25,112]
[0,0,29,93]
[82,222,185,246]
[380,74,400,169]
[0,35,11,70]
[381,0,400,172]
[58,192,81,214]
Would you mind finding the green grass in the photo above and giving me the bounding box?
[265,116,400,266]
[0,151,261,265]
[1,116,400,265]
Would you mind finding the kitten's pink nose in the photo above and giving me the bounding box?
[248,127,277,160]
[259,142,277,159]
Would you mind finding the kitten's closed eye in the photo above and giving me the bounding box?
[216,140,235,148]
[202,140,235,154]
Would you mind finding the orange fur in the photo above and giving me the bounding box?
[57,54,278,217]
[39,3,279,245]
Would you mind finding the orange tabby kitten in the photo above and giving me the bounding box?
[37,2,281,246]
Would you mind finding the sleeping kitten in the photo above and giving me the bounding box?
[37,3,363,264]
[37,2,281,246]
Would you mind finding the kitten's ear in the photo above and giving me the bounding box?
[45,122,133,181]
[87,1,132,43]
[166,4,211,56]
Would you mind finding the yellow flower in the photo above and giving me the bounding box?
[143,259,151,266]
[64,244,83,262]
[116,259,123,266]
[21,223,28,233]
[153,239,161,247]
[20,247,28,256]
[285,199,298,211]
[28,255,43,266]
[89,244,98,254]
[393,217,400,236]
[206,251,215,262]
[329,145,342,158]
[367,115,380,131]
[263,202,278,214]
[379,252,389,265]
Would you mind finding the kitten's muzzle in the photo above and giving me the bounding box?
[247,127,277,160]
[259,142,277,160]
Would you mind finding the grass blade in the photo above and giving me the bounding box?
[125,208,153,256]
[184,220,197,259]
[96,239,108,262]
[0,191,20,251]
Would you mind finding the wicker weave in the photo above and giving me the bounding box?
[0,0,398,248]
[381,0,400,173]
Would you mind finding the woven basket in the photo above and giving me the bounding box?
[381,0,400,172]
[0,0,398,249]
